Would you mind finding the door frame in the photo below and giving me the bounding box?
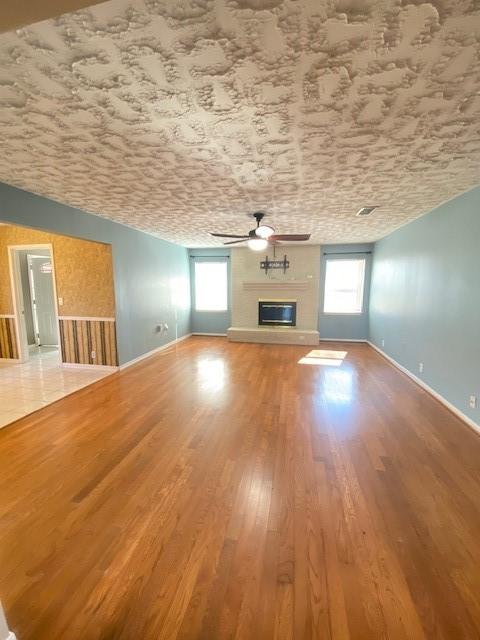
[8,243,61,364]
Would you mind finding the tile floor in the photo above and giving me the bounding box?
[0,347,113,429]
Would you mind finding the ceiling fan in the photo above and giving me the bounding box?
[210,212,311,251]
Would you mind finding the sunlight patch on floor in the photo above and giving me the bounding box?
[298,349,348,367]
[298,357,344,366]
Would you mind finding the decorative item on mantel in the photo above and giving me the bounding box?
[260,254,290,275]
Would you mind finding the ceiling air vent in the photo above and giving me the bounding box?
[356,206,377,217]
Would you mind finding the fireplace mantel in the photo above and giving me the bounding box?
[242,280,310,291]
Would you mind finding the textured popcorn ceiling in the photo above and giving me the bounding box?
[0,0,479,247]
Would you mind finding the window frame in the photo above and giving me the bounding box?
[322,257,366,315]
[194,260,229,313]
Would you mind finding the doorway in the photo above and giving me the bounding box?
[8,244,60,363]
[28,251,58,347]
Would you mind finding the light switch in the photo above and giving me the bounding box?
[58,297,64,306]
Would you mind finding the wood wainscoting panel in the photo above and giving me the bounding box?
[0,317,18,359]
[59,318,117,366]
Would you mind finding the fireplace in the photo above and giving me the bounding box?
[258,300,296,327]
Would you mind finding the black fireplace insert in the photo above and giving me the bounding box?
[258,300,296,327]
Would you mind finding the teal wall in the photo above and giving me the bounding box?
[189,248,231,334]
[369,186,480,425]
[319,243,373,340]
[0,183,191,365]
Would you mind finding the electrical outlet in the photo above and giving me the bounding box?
[58,297,64,306]
[381,339,385,347]
[418,362,424,373]
[470,395,477,409]
[91,350,96,360]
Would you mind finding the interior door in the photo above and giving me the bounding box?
[28,255,58,346]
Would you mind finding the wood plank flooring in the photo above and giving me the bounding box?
[1,338,480,640]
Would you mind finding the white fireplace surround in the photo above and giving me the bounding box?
[228,246,321,346]
[242,280,310,291]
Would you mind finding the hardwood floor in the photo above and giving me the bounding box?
[1,337,480,640]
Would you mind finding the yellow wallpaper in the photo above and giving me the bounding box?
[0,224,115,317]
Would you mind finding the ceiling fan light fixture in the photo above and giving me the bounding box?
[247,237,268,251]
[211,211,309,247]
[256,224,274,238]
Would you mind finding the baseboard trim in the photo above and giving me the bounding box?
[367,341,480,435]
[192,333,227,337]
[319,338,367,343]
[61,363,119,372]
[119,333,192,370]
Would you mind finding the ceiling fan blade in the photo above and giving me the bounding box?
[224,239,248,245]
[210,233,249,239]
[270,234,311,242]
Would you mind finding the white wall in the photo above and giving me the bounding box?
[231,245,321,329]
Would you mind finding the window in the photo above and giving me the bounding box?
[194,261,228,311]
[323,259,366,314]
